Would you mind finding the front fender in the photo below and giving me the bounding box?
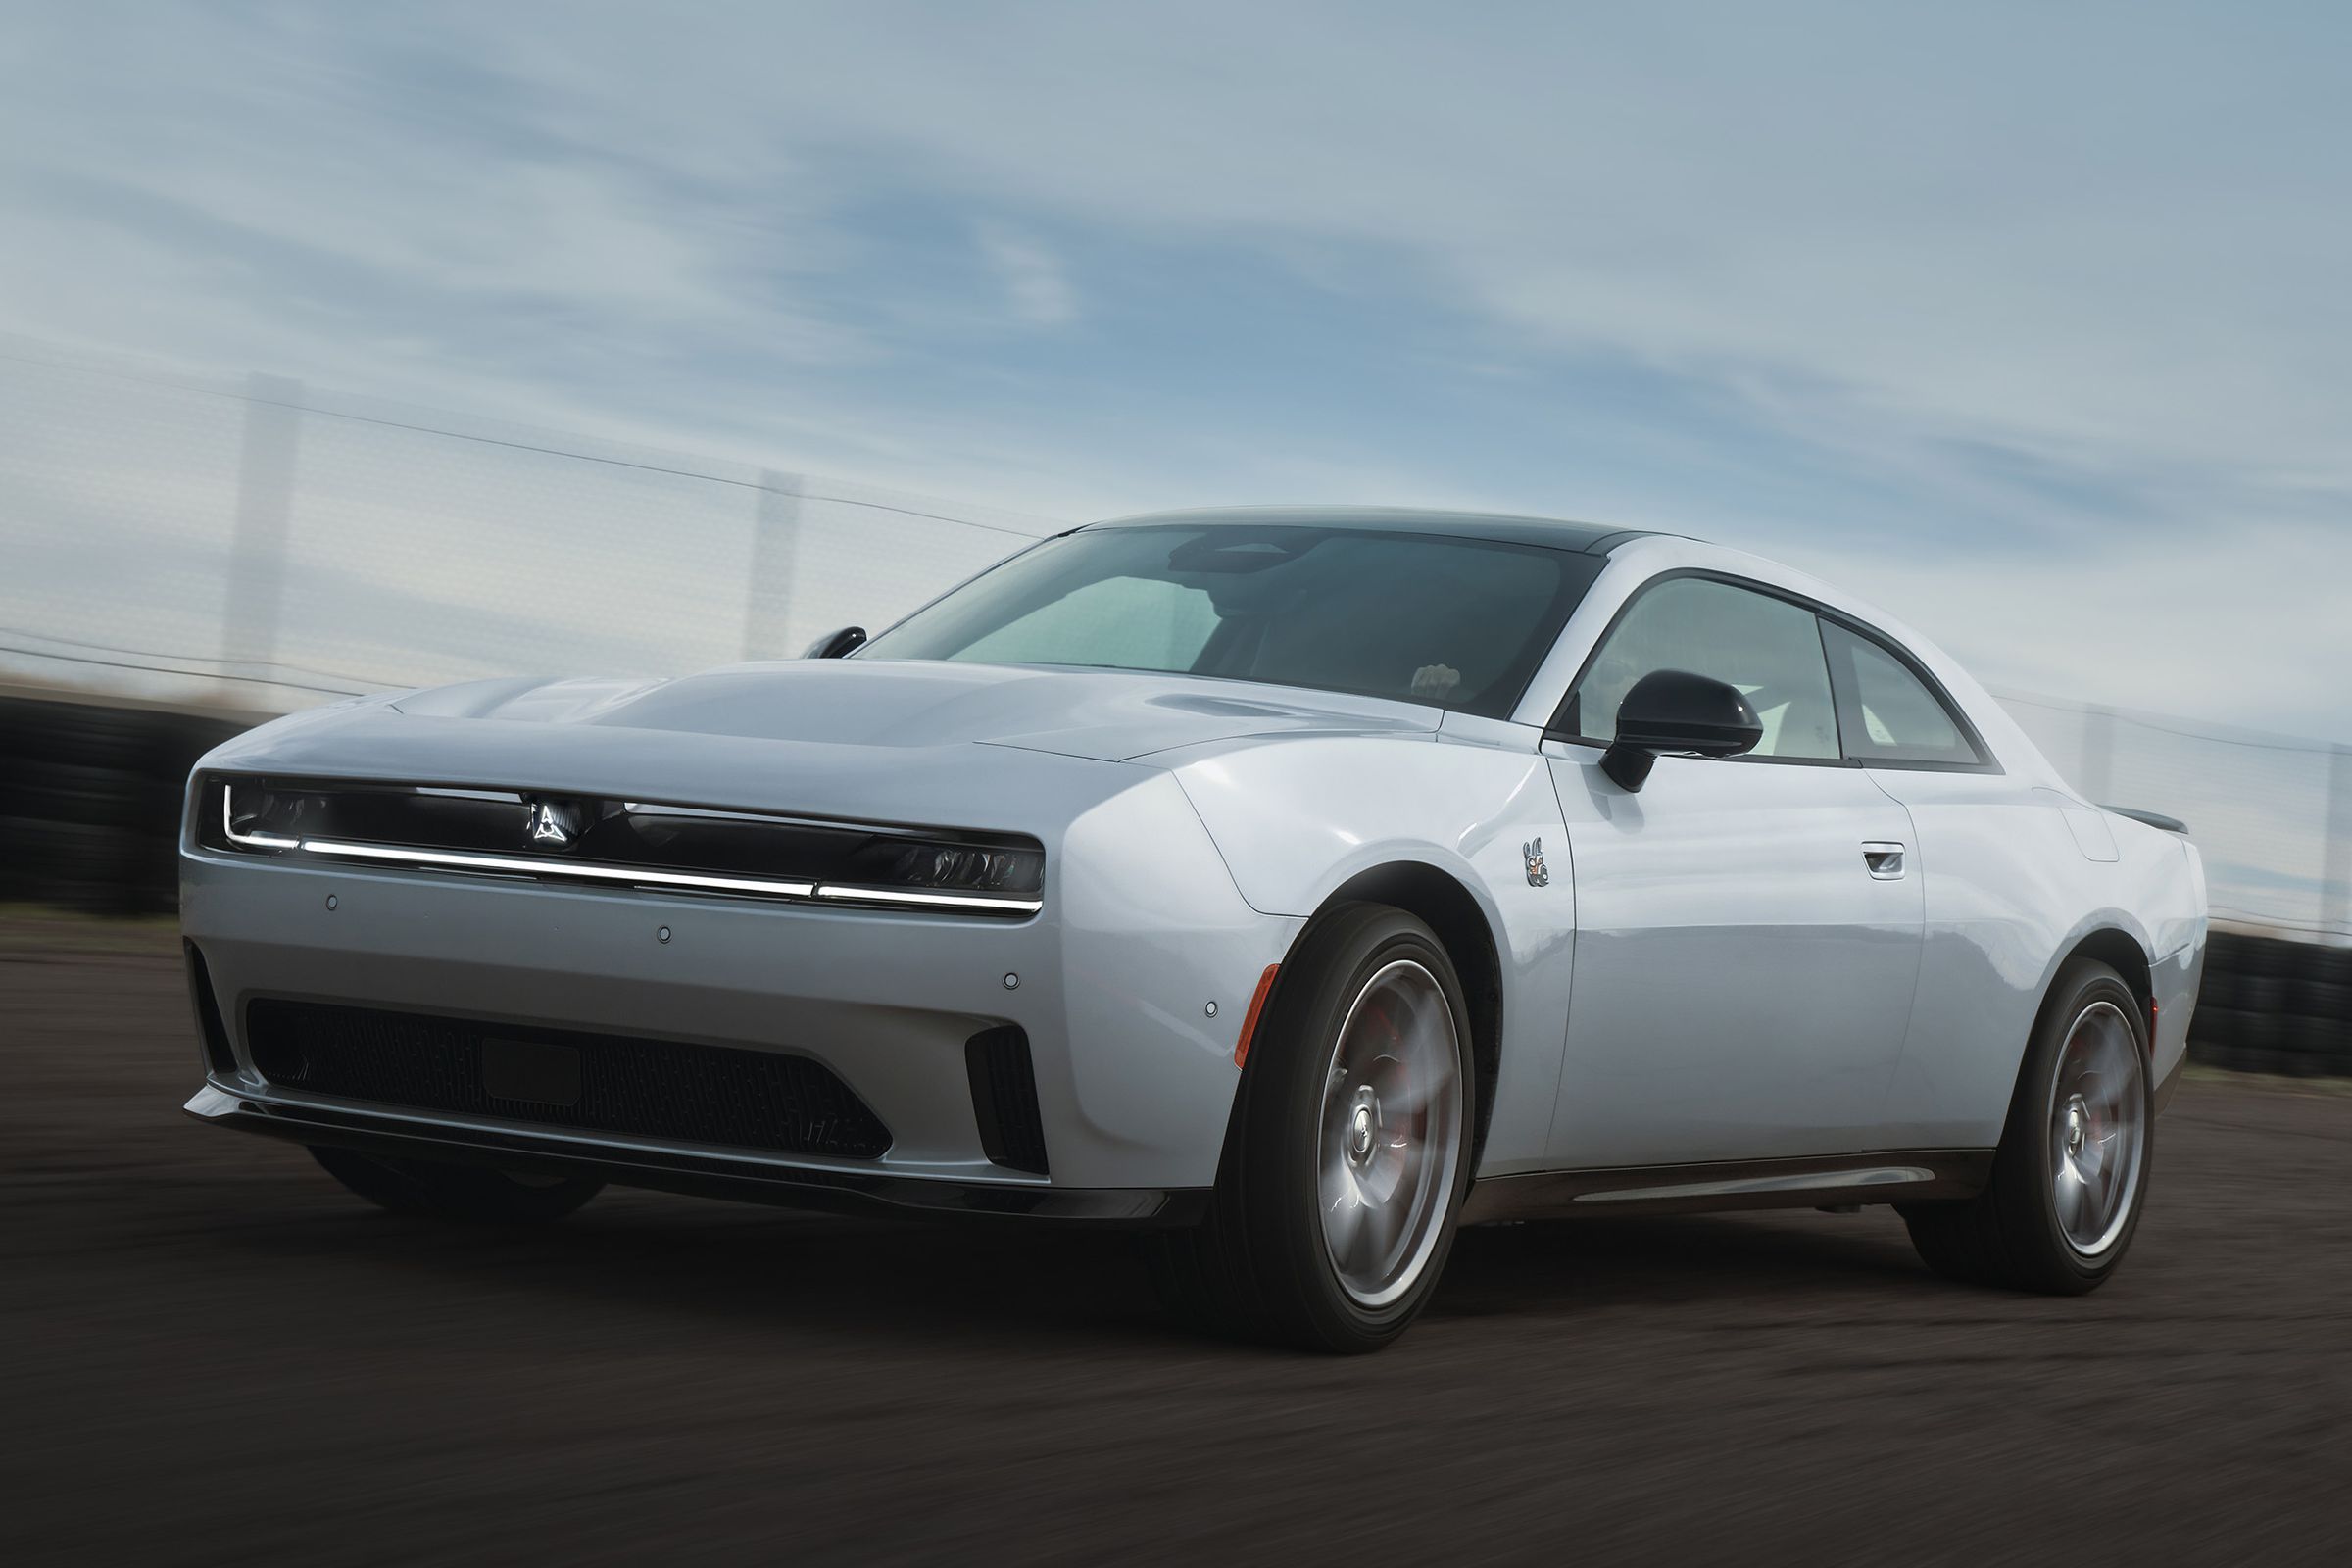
[1161,731,1576,1172]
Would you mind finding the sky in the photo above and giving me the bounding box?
[2,1,2349,741]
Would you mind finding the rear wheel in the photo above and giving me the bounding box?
[1902,958,2152,1293]
[1148,903,1473,1353]
[308,1146,604,1224]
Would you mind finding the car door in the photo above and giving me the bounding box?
[1814,615,2051,1150]
[1542,574,1926,1167]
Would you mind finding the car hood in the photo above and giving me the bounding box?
[384,659,1436,763]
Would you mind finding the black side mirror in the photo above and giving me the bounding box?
[1601,669,1763,792]
[803,626,867,660]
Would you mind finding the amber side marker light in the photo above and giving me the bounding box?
[1232,964,1281,1068]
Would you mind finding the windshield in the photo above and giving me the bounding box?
[856,523,1606,718]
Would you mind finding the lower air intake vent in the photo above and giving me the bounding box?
[246,1001,891,1160]
[184,942,237,1077]
[965,1025,1049,1175]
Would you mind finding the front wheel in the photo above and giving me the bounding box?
[309,1146,605,1224]
[1902,958,2153,1294]
[1147,903,1474,1353]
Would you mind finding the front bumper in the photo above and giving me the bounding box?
[185,1082,1207,1226]
[180,763,1297,1194]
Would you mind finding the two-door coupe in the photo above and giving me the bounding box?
[181,508,2206,1351]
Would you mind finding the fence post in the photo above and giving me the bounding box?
[743,470,803,661]
[2323,745,2352,940]
[218,374,303,702]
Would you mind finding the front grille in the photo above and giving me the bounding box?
[194,775,1044,916]
[246,1001,892,1160]
[965,1025,1049,1175]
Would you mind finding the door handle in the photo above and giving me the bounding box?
[1862,842,1907,880]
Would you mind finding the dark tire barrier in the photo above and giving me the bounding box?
[2189,931,2352,1079]
[0,695,255,916]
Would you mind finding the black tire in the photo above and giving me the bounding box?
[2240,938,2291,979]
[2238,1008,2285,1048]
[1146,903,1475,1354]
[2291,978,2352,1020]
[1901,959,2153,1295]
[2239,974,2288,1014]
[309,1146,604,1224]
[2193,969,2239,1012]
[2284,1015,2345,1078]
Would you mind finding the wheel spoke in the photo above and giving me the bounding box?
[2097,1024,2135,1086]
[2064,1163,2096,1233]
[1321,1154,1353,1216]
[1355,1144,1396,1206]
[1395,985,1446,1063]
[1325,1187,1365,1253]
[1384,1062,1433,1115]
[1359,1187,1405,1272]
[1344,1196,1384,1274]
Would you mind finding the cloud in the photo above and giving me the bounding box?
[1,0,2348,739]
[974,222,1077,327]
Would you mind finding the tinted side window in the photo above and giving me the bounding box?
[1820,620,1987,766]
[1565,577,1841,760]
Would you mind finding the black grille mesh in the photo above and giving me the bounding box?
[964,1025,1049,1175]
[246,1000,891,1160]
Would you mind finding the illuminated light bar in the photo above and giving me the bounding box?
[222,790,298,849]
[294,838,819,900]
[207,778,1043,915]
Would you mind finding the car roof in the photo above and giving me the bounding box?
[1081,505,1660,555]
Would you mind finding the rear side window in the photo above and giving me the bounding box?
[1820,620,1988,767]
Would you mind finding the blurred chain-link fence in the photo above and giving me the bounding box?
[3,335,2346,944]
[0,336,1053,707]
[1995,693,2350,943]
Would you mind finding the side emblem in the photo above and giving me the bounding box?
[525,799,581,849]
[1522,837,1550,888]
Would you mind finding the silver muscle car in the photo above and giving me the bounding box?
[181,508,2206,1351]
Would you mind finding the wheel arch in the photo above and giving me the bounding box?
[2047,925,2156,1053]
[1309,860,1506,1166]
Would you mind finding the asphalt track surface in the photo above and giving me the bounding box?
[6,923,2351,1565]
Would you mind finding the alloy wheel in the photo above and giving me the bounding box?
[1316,958,1465,1307]
[2046,999,2147,1257]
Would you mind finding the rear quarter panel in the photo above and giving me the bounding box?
[1862,769,2205,1146]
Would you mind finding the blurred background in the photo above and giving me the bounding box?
[6,333,2348,951]
[4,4,2347,943]
[5,4,2351,1563]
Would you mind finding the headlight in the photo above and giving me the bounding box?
[844,839,1044,896]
